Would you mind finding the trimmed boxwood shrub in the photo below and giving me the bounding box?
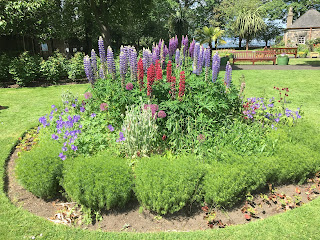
[62,151,133,211]
[204,158,267,208]
[134,155,205,215]
[16,137,63,199]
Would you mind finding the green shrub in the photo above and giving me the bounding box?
[62,151,133,210]
[40,51,68,83]
[0,53,12,84]
[204,158,268,208]
[9,51,40,86]
[15,136,63,199]
[67,52,85,81]
[134,155,205,215]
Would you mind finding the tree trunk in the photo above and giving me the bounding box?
[100,23,111,47]
[246,38,249,51]
[22,35,26,51]
[215,39,218,50]
[238,37,242,48]
[265,40,268,47]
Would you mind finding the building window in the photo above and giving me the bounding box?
[298,36,306,44]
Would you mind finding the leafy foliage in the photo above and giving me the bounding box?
[40,51,68,83]
[9,51,40,86]
[67,52,86,81]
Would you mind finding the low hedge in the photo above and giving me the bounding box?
[62,151,133,211]
[134,155,205,215]
[15,137,63,199]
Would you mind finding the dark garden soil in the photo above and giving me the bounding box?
[6,139,320,233]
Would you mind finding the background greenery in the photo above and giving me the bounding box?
[1,69,320,238]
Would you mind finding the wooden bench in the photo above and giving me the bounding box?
[231,51,276,65]
[264,47,298,58]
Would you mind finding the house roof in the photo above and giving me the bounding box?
[287,9,320,29]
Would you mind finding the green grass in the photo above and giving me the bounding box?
[1,70,320,239]
[227,56,320,65]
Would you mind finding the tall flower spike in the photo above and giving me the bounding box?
[147,64,155,96]
[137,58,144,91]
[170,76,176,99]
[107,46,116,80]
[204,48,211,82]
[91,49,98,79]
[119,46,128,88]
[189,39,196,58]
[98,36,106,63]
[83,55,94,86]
[166,60,172,83]
[212,52,220,83]
[99,65,105,79]
[224,61,232,88]
[175,49,180,68]
[193,43,200,74]
[155,60,162,80]
[196,46,204,75]
[130,46,138,81]
[178,71,186,100]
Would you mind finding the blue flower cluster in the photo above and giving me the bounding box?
[242,97,302,129]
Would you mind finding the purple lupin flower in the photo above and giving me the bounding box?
[99,65,105,79]
[152,49,157,65]
[196,46,204,75]
[164,45,169,59]
[83,55,94,85]
[91,49,98,79]
[129,46,137,81]
[175,49,180,68]
[168,37,174,60]
[182,35,188,56]
[120,46,128,88]
[212,52,220,83]
[224,61,232,88]
[189,39,196,58]
[142,48,150,74]
[107,46,116,80]
[193,43,200,74]
[98,36,106,63]
[204,48,211,81]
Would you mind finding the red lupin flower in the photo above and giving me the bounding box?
[166,60,172,83]
[147,64,155,96]
[155,60,163,80]
[178,71,186,100]
[170,76,176,99]
[137,58,144,91]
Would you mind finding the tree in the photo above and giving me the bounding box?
[195,26,226,49]
[257,21,283,46]
[234,8,266,50]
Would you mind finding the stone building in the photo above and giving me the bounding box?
[284,8,320,47]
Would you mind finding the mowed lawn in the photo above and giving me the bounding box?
[0,69,320,239]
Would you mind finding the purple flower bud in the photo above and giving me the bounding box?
[107,124,114,132]
[59,153,66,161]
[175,49,180,68]
[107,46,116,77]
[91,49,97,78]
[189,39,196,58]
[212,52,220,83]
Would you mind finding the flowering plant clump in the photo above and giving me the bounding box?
[18,35,309,218]
[242,87,302,129]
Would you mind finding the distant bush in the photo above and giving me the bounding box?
[134,155,205,215]
[40,51,68,83]
[9,51,40,86]
[0,53,12,85]
[62,151,133,210]
[67,52,85,81]
[15,136,63,199]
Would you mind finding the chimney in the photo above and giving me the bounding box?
[286,7,293,28]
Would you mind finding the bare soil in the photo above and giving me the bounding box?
[6,146,320,233]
